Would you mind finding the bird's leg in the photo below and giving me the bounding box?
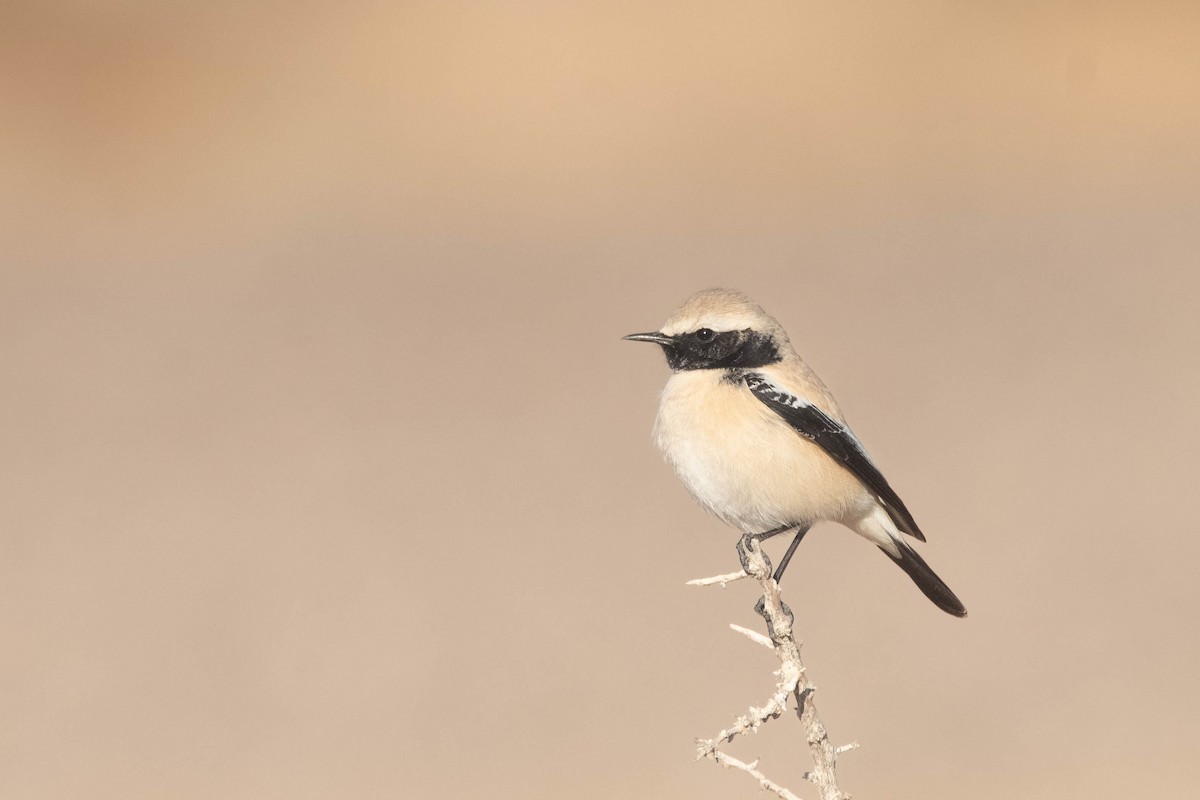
[771,526,811,584]
[736,525,793,575]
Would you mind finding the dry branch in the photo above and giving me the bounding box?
[691,537,857,800]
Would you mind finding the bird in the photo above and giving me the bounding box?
[624,288,966,617]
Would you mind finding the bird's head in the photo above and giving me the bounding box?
[623,288,789,372]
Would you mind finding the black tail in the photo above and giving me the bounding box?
[882,542,967,618]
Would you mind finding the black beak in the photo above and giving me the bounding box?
[622,332,676,347]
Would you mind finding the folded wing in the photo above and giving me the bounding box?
[743,372,926,541]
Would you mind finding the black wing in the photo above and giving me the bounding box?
[743,372,926,541]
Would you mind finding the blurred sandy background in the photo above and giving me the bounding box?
[3,2,1199,798]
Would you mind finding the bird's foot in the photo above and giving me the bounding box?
[755,596,795,642]
[736,533,772,578]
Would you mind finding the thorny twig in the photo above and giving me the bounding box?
[691,536,858,800]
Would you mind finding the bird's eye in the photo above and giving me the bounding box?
[695,328,715,342]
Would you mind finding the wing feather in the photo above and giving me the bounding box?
[743,372,926,541]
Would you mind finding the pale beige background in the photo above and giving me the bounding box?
[3,2,1199,798]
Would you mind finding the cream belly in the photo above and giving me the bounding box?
[653,370,874,534]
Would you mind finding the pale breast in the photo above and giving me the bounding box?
[653,371,872,533]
